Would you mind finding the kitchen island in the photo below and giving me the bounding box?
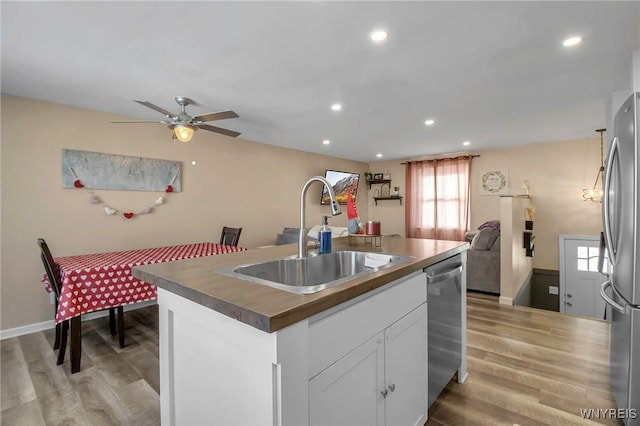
[133,237,467,425]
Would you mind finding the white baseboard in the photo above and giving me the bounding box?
[0,300,157,340]
[499,296,513,305]
[513,271,533,305]
[0,319,55,340]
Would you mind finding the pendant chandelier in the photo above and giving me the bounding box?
[582,128,606,202]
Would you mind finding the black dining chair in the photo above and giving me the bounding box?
[219,226,243,247]
[37,238,125,370]
[38,240,68,366]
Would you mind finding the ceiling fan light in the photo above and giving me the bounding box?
[174,125,194,142]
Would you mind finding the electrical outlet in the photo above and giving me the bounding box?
[549,285,559,295]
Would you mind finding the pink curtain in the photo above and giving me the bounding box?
[405,156,472,241]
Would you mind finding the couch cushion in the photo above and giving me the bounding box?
[490,236,501,251]
[276,228,312,245]
[471,228,500,250]
[307,225,349,239]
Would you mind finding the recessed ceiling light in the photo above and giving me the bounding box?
[370,30,388,42]
[462,141,471,146]
[425,119,435,126]
[376,153,383,158]
[331,103,342,111]
[563,36,582,47]
[322,139,331,145]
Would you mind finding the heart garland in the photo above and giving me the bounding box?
[65,163,178,220]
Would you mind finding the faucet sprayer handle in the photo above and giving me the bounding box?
[331,200,342,216]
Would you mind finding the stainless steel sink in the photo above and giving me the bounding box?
[217,250,413,294]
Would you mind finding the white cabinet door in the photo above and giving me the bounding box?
[309,332,385,426]
[309,304,428,426]
[385,305,428,426]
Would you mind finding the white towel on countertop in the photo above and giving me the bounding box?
[364,253,392,268]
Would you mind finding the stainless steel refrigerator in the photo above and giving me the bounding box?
[600,91,640,424]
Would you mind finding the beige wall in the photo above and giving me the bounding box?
[0,95,368,330]
[0,95,603,330]
[369,137,603,271]
[469,138,603,270]
[365,161,407,237]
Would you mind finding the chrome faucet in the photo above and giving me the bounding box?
[298,176,342,258]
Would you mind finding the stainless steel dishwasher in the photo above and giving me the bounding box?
[425,253,464,407]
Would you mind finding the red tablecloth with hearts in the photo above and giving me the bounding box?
[42,242,246,324]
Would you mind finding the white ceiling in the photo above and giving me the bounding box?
[2,1,639,163]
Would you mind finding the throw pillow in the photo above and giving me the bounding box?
[478,220,500,231]
[471,228,500,250]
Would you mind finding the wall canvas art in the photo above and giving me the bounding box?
[62,149,181,192]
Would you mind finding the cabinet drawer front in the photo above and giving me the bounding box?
[309,272,426,378]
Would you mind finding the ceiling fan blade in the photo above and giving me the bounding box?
[134,100,175,118]
[198,124,241,138]
[193,110,239,123]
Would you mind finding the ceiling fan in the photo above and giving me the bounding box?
[112,96,240,142]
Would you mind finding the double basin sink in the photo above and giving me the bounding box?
[217,250,413,294]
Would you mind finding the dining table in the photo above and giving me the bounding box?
[42,242,246,373]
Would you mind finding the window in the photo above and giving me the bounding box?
[405,156,472,241]
[419,173,466,230]
[577,245,608,273]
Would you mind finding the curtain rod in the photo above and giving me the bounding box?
[400,154,480,165]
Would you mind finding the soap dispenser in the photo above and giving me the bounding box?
[318,215,332,254]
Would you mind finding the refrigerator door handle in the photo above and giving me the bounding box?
[602,136,619,267]
[597,232,607,275]
[600,280,627,314]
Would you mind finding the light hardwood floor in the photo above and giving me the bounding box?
[429,293,622,426]
[1,293,621,425]
[1,307,160,426]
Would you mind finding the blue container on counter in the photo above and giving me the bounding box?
[318,215,332,254]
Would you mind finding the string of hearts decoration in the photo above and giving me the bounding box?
[65,161,178,220]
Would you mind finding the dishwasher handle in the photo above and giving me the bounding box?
[426,264,463,284]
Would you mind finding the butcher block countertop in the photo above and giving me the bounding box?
[132,237,468,333]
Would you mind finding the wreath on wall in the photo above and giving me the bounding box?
[481,170,508,194]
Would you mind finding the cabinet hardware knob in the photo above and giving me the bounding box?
[388,384,396,392]
[381,389,388,398]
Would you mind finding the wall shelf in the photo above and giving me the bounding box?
[367,179,391,189]
[373,196,403,206]
[524,221,534,257]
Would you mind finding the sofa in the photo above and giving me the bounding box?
[465,222,501,294]
[276,226,349,246]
